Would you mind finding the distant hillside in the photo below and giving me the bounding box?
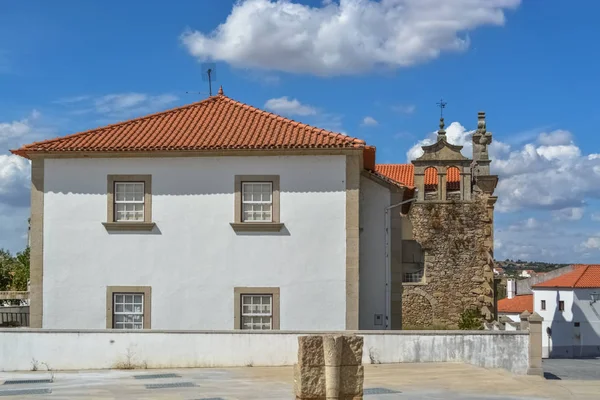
[495,259,570,275]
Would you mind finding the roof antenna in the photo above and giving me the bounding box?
[185,62,218,98]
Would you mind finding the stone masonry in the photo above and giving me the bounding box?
[402,193,496,327]
[401,112,498,329]
[294,334,364,400]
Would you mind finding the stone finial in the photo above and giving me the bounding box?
[520,310,531,320]
[437,117,446,140]
[218,85,224,95]
[477,111,486,133]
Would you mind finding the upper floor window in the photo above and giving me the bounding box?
[242,182,273,222]
[541,300,546,310]
[558,300,565,311]
[104,175,154,231]
[115,182,145,222]
[231,175,282,232]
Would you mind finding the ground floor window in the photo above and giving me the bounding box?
[113,293,144,329]
[106,286,151,329]
[241,294,273,330]
[233,287,280,330]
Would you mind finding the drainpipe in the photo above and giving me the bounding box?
[384,190,418,330]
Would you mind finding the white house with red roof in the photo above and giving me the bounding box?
[11,88,494,331]
[12,88,420,331]
[532,265,600,358]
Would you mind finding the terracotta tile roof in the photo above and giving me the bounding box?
[375,164,415,187]
[374,164,461,189]
[497,294,533,314]
[533,265,600,289]
[11,90,365,158]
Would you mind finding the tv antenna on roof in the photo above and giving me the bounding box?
[185,63,218,98]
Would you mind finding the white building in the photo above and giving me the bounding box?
[532,265,600,358]
[12,89,420,331]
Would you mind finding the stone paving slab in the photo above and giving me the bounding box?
[0,363,599,399]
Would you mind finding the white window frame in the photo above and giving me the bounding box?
[241,182,273,222]
[112,292,144,329]
[114,182,145,222]
[240,294,273,330]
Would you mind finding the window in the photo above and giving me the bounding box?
[241,294,273,330]
[113,293,144,329]
[231,175,282,232]
[242,182,273,222]
[233,287,280,330]
[559,300,565,311]
[106,286,151,329]
[104,175,154,231]
[115,182,145,221]
[402,240,425,284]
[541,300,546,310]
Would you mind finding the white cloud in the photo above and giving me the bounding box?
[552,207,584,221]
[94,93,178,117]
[581,237,600,250]
[361,116,378,127]
[56,93,179,119]
[264,97,317,116]
[0,111,40,148]
[391,104,416,115]
[538,130,572,146]
[0,155,30,208]
[181,0,520,76]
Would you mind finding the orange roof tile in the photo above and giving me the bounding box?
[11,91,365,158]
[375,164,415,187]
[497,294,533,314]
[375,164,460,189]
[533,265,600,289]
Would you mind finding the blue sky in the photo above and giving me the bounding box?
[1,0,600,262]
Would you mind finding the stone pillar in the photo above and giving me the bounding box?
[439,172,446,201]
[519,311,530,331]
[324,335,342,399]
[527,312,544,376]
[295,335,364,400]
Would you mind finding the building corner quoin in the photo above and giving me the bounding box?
[346,153,361,330]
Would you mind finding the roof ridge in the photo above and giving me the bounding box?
[14,96,222,152]
[218,95,365,146]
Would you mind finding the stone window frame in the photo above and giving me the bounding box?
[233,287,280,330]
[106,286,152,329]
[230,175,283,232]
[103,175,155,231]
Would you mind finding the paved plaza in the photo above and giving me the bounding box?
[1,363,600,399]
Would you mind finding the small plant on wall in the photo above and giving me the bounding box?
[458,308,483,330]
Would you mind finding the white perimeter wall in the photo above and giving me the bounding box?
[0,330,530,374]
[358,176,390,330]
[43,156,347,330]
[535,288,600,358]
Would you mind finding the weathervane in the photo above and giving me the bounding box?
[436,98,447,118]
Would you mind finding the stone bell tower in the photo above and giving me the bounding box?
[401,112,499,328]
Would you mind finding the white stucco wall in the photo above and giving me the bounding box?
[358,176,390,330]
[0,329,530,374]
[534,288,600,358]
[42,156,348,330]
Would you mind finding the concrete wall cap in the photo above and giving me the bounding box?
[527,312,543,322]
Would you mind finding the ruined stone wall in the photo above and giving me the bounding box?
[402,193,495,328]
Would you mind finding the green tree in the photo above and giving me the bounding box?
[0,247,30,292]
